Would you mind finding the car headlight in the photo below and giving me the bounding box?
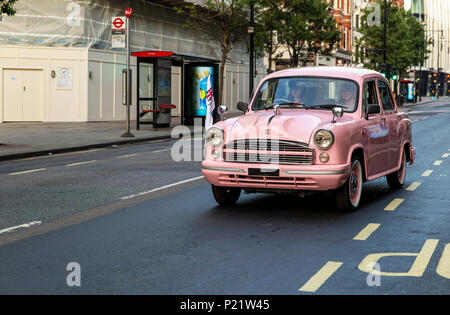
[314,129,334,150]
[206,127,224,147]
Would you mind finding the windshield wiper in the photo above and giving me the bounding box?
[307,104,344,110]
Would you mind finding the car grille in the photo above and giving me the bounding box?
[223,139,314,165]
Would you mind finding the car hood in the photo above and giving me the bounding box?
[223,110,335,145]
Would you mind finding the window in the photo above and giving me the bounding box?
[362,80,379,114]
[377,80,395,111]
[252,77,359,112]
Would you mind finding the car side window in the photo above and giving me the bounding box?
[362,80,379,114]
[378,80,395,111]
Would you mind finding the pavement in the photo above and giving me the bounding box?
[0,116,196,161]
[0,96,446,161]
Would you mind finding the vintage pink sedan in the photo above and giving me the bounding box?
[202,67,415,211]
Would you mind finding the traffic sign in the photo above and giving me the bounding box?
[125,8,133,18]
[112,17,126,31]
[112,16,126,48]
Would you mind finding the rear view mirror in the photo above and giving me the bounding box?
[237,102,249,112]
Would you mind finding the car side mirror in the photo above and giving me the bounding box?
[331,106,344,123]
[237,102,249,112]
[366,104,380,119]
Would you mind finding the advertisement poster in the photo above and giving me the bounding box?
[56,67,72,89]
[186,66,214,117]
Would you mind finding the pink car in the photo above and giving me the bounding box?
[202,67,415,211]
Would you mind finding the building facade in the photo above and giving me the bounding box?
[0,0,265,123]
[411,0,450,96]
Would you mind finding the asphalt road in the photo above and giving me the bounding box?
[0,101,449,294]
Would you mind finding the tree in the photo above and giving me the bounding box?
[274,0,341,68]
[175,0,249,106]
[355,0,428,77]
[253,0,284,73]
[305,0,341,66]
[0,0,17,21]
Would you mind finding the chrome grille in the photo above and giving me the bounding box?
[223,139,314,165]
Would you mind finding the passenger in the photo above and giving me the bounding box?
[288,80,305,105]
[340,82,357,110]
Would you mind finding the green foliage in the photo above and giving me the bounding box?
[255,0,340,68]
[175,0,249,104]
[356,0,428,77]
[0,0,17,20]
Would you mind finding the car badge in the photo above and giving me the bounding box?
[265,128,270,135]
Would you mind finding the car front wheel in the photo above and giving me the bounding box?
[336,157,363,212]
[211,185,241,206]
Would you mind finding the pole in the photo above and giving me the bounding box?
[437,31,441,99]
[249,1,255,100]
[122,15,134,138]
[383,0,387,66]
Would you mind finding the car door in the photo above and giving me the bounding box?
[378,79,401,170]
[363,79,390,177]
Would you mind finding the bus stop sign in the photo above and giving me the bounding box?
[125,8,133,18]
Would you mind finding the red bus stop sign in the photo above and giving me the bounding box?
[125,8,133,18]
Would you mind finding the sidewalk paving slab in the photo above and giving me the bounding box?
[0,117,198,161]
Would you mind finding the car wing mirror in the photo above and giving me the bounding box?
[331,106,344,123]
[366,104,380,119]
[237,101,249,113]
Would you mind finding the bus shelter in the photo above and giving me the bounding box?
[132,51,219,130]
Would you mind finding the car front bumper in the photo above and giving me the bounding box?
[202,160,351,191]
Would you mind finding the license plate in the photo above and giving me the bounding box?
[248,168,280,176]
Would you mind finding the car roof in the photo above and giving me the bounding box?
[266,66,381,82]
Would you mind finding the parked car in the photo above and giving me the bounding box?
[202,67,415,211]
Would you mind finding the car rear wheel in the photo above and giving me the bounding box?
[386,148,407,189]
[211,185,241,206]
[336,156,363,212]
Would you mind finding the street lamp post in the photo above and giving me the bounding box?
[248,1,255,100]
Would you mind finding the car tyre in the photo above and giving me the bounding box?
[336,156,363,212]
[386,148,407,189]
[211,185,241,206]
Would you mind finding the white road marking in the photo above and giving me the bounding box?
[152,148,172,153]
[433,160,443,166]
[65,160,97,167]
[0,221,42,235]
[117,153,138,159]
[9,168,46,176]
[119,176,205,200]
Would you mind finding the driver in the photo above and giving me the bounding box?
[288,80,305,105]
[339,82,356,109]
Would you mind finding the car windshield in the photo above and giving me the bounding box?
[252,77,359,112]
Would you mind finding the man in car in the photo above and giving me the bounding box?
[288,80,305,105]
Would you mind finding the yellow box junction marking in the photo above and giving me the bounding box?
[298,261,343,292]
[385,198,404,211]
[353,224,381,241]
